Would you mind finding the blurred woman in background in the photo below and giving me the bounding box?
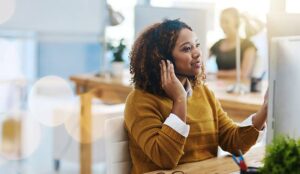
[209,8,257,79]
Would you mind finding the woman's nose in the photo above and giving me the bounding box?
[192,48,202,59]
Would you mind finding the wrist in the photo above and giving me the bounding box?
[258,104,268,116]
[172,98,187,122]
[173,95,187,103]
[253,107,267,130]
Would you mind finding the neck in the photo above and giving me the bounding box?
[226,34,237,42]
[179,77,187,85]
[176,73,190,85]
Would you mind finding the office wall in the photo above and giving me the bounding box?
[0,0,108,80]
[1,0,107,37]
[38,42,102,79]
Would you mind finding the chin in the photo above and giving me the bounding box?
[193,70,201,76]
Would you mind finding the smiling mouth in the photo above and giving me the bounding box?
[191,61,201,66]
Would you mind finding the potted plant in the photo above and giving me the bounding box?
[107,38,126,78]
[259,136,300,174]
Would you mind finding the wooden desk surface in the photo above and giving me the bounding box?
[205,78,265,121]
[70,74,132,104]
[70,74,265,121]
[145,145,265,174]
[70,74,132,93]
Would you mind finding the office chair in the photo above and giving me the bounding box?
[104,116,132,174]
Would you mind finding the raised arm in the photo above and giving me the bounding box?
[209,89,259,155]
[160,60,187,122]
[125,94,186,169]
[241,46,256,79]
[124,60,190,169]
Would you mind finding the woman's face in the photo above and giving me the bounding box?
[220,12,238,37]
[171,28,203,77]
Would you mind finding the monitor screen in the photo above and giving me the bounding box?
[267,36,300,144]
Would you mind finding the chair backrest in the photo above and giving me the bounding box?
[104,116,132,174]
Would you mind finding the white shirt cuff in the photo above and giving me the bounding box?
[164,113,190,137]
[239,114,267,143]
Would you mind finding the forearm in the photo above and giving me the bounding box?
[252,104,267,130]
[145,125,186,169]
[219,124,259,155]
[218,111,259,154]
[129,121,186,169]
[241,47,256,78]
[171,97,187,122]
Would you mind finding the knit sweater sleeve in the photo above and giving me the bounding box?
[124,91,186,169]
[208,89,259,155]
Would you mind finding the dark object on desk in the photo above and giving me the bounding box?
[156,171,184,174]
[232,150,261,174]
[250,77,262,92]
[241,166,260,174]
[250,72,265,92]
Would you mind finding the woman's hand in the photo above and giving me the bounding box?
[252,88,268,130]
[262,88,268,110]
[160,60,187,122]
[160,60,186,101]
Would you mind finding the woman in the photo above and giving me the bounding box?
[210,8,257,79]
[125,19,267,174]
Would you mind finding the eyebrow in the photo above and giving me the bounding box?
[179,39,200,47]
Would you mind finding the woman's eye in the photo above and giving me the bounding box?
[196,43,201,48]
[182,46,192,52]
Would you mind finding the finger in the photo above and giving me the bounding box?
[169,62,176,79]
[163,60,168,81]
[161,60,167,87]
[160,61,162,78]
[160,62,164,86]
[264,88,269,100]
[167,60,171,80]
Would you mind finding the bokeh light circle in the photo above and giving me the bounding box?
[28,76,75,127]
[64,101,125,144]
[0,113,41,160]
[0,0,15,24]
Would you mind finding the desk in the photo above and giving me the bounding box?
[145,145,265,174]
[69,74,265,174]
[70,74,132,104]
[70,74,265,122]
[207,78,265,122]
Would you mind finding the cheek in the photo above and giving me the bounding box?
[175,56,191,70]
[175,55,189,64]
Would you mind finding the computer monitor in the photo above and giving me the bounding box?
[267,13,300,38]
[266,36,300,144]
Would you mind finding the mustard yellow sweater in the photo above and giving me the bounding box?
[124,84,259,174]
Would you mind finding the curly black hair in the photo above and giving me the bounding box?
[129,19,205,97]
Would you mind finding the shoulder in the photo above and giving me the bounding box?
[126,89,161,104]
[214,39,224,46]
[124,89,166,127]
[125,89,164,113]
[210,39,224,52]
[241,39,256,50]
[193,83,216,100]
